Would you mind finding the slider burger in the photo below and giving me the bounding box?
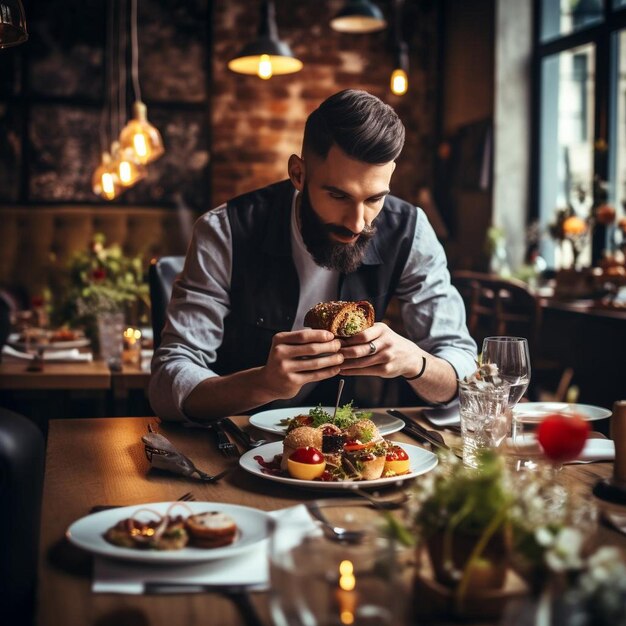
[304,300,374,337]
[281,426,323,471]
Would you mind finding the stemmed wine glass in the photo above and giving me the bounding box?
[481,336,531,456]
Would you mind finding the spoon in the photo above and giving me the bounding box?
[332,378,345,421]
[306,501,365,544]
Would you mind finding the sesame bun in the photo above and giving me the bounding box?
[282,426,323,470]
[345,419,382,444]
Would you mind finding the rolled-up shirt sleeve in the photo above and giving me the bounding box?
[149,205,232,421]
[396,208,477,381]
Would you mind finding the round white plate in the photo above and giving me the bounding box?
[513,402,612,423]
[8,333,90,351]
[249,406,405,437]
[239,441,437,490]
[66,501,270,564]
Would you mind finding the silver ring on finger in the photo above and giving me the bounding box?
[369,341,377,355]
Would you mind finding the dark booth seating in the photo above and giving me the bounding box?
[0,408,45,626]
[149,256,185,350]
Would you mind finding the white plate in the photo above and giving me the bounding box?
[249,406,405,437]
[239,441,437,490]
[66,501,270,564]
[513,402,612,423]
[8,333,90,351]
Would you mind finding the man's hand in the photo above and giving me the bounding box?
[338,322,421,378]
[258,329,344,400]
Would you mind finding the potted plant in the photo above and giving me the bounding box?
[409,449,516,618]
[53,234,149,351]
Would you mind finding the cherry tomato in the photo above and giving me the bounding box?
[537,413,589,463]
[386,445,409,462]
[289,446,324,464]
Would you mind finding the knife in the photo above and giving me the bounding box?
[221,417,253,449]
[387,409,450,451]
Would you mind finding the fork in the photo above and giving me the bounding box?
[212,421,239,457]
[177,492,196,502]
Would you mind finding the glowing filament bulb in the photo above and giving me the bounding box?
[133,133,148,158]
[119,160,132,184]
[101,172,115,199]
[258,54,273,79]
[391,68,408,96]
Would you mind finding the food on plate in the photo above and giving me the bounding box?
[281,403,373,433]
[102,504,238,551]
[304,300,374,337]
[256,413,410,483]
[186,512,238,548]
[281,426,323,470]
[50,328,82,342]
[384,445,410,475]
[287,446,327,480]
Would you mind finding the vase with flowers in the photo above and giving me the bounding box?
[54,234,149,354]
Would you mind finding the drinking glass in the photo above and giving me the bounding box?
[268,505,404,626]
[458,381,511,468]
[97,312,124,371]
[481,336,532,455]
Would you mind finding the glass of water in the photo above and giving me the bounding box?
[458,381,511,468]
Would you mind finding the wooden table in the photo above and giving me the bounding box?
[37,413,624,626]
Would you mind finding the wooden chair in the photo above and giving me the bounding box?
[451,270,573,402]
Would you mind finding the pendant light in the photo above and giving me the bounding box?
[330,0,387,34]
[119,0,164,164]
[92,151,122,200]
[0,0,28,49]
[228,0,302,79]
[389,0,408,96]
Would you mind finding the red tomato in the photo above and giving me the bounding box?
[289,447,324,464]
[537,413,590,463]
[386,445,409,462]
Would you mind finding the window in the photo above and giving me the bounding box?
[534,0,626,268]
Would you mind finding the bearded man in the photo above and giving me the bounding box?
[150,89,476,421]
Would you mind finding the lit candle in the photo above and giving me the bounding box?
[122,327,142,364]
[335,560,357,625]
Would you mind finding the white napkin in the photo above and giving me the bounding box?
[92,503,314,594]
[1,344,93,362]
[569,438,615,463]
[422,404,460,427]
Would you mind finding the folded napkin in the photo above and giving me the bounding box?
[568,438,615,464]
[93,504,315,594]
[1,344,93,363]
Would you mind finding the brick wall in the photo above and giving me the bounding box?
[211,0,439,208]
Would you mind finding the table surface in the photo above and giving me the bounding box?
[0,360,149,390]
[37,412,624,626]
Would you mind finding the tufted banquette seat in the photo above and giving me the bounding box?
[0,205,194,303]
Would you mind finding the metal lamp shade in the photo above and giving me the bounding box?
[0,0,28,49]
[330,0,387,34]
[228,37,302,76]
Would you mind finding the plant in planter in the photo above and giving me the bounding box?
[410,449,514,607]
[53,234,149,349]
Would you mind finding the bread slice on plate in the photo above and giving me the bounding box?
[186,512,237,548]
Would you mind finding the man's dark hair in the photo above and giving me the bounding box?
[303,89,405,164]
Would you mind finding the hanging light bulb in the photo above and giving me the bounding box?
[120,0,165,164]
[390,67,408,96]
[228,0,302,78]
[92,152,122,201]
[110,140,146,187]
[389,4,409,97]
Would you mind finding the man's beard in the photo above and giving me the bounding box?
[299,185,377,274]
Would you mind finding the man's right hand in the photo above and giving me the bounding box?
[259,329,344,399]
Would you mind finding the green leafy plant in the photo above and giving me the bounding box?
[54,233,149,329]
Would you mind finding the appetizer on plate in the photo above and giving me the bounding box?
[304,300,374,337]
[103,503,238,551]
[257,415,410,483]
[280,403,373,433]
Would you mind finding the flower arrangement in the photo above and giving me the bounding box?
[54,233,149,330]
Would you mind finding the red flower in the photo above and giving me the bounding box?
[91,267,106,281]
[31,295,44,307]
[537,413,589,463]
